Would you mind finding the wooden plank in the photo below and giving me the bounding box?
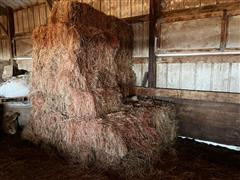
[27,7,35,31]
[101,0,110,15]
[110,0,120,17]
[7,8,15,64]
[156,63,167,88]
[142,21,149,57]
[39,4,47,25]
[181,63,195,90]
[33,4,40,27]
[123,14,149,23]
[195,63,212,91]
[201,0,216,7]
[15,38,32,57]
[167,63,180,88]
[212,63,230,92]
[148,0,157,88]
[13,11,19,34]
[132,64,142,86]
[120,0,131,18]
[92,0,101,11]
[220,10,228,51]
[142,63,148,87]
[184,0,200,9]
[17,10,23,33]
[133,57,148,64]
[0,22,7,35]
[131,0,143,17]
[230,63,240,93]
[175,99,240,146]
[159,17,222,51]
[158,10,224,23]
[22,8,29,32]
[132,22,143,57]
[157,55,240,63]
[132,87,240,104]
[161,1,240,19]
[227,15,240,49]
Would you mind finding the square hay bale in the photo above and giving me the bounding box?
[22,0,178,175]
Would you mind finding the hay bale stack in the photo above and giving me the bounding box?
[22,0,177,171]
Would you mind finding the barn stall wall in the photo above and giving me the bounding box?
[133,1,240,146]
[0,0,239,146]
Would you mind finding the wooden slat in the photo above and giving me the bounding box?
[161,1,240,19]
[123,14,149,23]
[157,55,240,63]
[132,87,240,104]
[148,0,157,88]
[220,10,228,51]
[174,99,240,146]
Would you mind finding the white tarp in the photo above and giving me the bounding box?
[0,75,29,98]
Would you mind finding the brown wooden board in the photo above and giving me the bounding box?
[15,38,32,57]
[132,87,240,104]
[175,99,240,146]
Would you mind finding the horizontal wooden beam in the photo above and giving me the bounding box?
[132,87,240,104]
[133,57,148,64]
[161,2,240,18]
[155,51,240,58]
[175,99,240,146]
[157,55,240,63]
[123,14,149,24]
[158,2,240,23]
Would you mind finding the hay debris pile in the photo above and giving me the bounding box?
[22,0,177,172]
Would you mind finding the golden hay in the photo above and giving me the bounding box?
[22,0,178,175]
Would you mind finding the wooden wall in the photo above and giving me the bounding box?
[161,0,239,11]
[0,15,9,61]
[132,1,240,146]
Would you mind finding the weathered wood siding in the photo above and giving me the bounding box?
[160,17,222,51]
[162,0,239,11]
[156,60,240,93]
[0,15,9,61]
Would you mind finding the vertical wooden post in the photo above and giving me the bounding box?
[220,10,228,51]
[7,7,15,65]
[148,0,157,88]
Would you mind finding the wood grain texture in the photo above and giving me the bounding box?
[132,87,240,104]
[160,17,222,51]
[175,99,240,146]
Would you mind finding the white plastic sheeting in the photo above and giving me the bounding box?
[0,75,29,98]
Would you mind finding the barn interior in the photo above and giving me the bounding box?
[0,0,239,179]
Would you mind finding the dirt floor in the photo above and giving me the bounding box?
[0,133,239,180]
